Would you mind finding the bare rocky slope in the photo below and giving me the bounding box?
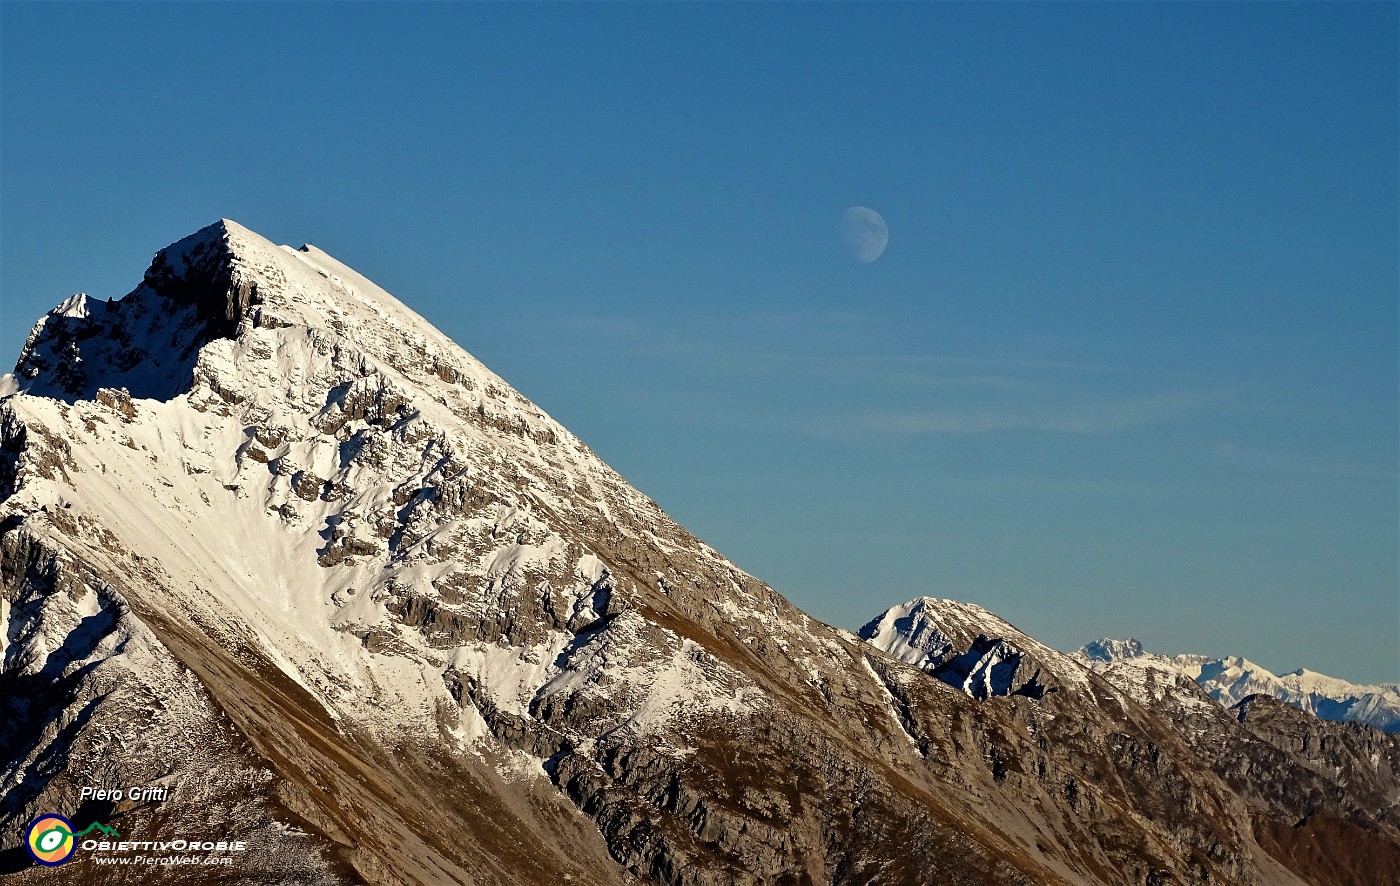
[1,221,1395,885]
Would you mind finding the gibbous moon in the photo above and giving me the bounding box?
[843,206,888,263]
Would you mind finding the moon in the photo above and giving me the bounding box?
[843,206,888,263]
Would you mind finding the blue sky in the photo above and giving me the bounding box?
[2,3,1396,681]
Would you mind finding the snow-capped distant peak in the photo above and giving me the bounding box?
[1079,637,1145,663]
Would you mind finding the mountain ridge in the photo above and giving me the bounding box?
[2,220,1396,885]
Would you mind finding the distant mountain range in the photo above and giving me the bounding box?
[1077,638,1400,733]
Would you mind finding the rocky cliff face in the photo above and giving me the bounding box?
[1,220,1395,885]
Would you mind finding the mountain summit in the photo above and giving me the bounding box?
[2,221,1396,885]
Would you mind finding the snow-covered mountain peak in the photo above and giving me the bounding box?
[1,219,785,755]
[860,596,1086,700]
[8,220,580,455]
[11,218,286,400]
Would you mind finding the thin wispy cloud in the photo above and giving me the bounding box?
[855,390,1229,436]
[555,312,1232,438]
[554,312,1126,389]
[1215,442,1398,481]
